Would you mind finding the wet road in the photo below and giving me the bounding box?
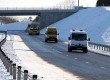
[9,31,110,80]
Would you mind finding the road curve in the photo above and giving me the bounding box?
[9,31,110,80]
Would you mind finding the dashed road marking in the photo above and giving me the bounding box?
[85,62,89,64]
[74,58,78,59]
[100,67,106,69]
[51,48,62,53]
[66,55,69,56]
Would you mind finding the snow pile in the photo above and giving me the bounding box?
[0,34,12,80]
[41,7,110,45]
[0,59,12,80]
[0,22,29,31]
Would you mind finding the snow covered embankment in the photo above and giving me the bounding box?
[0,33,12,80]
[41,7,110,45]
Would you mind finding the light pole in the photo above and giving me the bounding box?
[78,0,79,6]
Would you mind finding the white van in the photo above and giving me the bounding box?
[68,29,90,53]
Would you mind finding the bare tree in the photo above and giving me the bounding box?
[54,0,75,9]
[0,16,17,24]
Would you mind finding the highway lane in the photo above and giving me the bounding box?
[11,31,110,80]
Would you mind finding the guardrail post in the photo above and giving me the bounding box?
[3,56,7,70]
[109,48,110,52]
[24,70,28,80]
[17,66,21,80]
[94,45,95,49]
[5,56,9,72]
[7,58,11,72]
[102,47,103,51]
[99,46,100,50]
[32,75,37,80]
[91,44,93,48]
[104,47,105,51]
[101,46,102,50]
[13,63,16,80]
[10,60,13,75]
[106,48,108,51]
[107,48,109,52]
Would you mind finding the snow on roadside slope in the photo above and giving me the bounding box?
[0,7,110,80]
[0,34,12,80]
[2,32,80,80]
[0,7,110,45]
[0,22,28,31]
[41,7,110,45]
[0,59,12,80]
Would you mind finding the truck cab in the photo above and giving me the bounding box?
[68,29,90,53]
[28,22,40,35]
[45,27,59,43]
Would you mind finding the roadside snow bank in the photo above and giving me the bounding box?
[0,34,12,80]
[0,59,12,80]
[41,7,110,45]
[0,22,28,31]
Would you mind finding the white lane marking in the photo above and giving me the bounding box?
[85,62,90,64]
[56,45,67,51]
[66,55,69,56]
[35,37,63,53]
[74,58,78,59]
[100,67,106,69]
[52,49,62,53]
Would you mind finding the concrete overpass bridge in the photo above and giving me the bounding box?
[0,7,82,28]
[0,8,78,16]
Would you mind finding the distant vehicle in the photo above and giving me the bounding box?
[45,27,59,43]
[68,29,90,53]
[28,22,40,35]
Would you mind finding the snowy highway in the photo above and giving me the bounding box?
[3,31,110,80]
[1,7,110,80]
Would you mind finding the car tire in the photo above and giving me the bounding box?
[55,39,58,43]
[68,46,72,52]
[45,39,47,42]
[83,48,88,53]
[29,33,32,35]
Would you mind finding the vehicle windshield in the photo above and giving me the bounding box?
[72,33,87,40]
[30,24,39,29]
[47,31,57,34]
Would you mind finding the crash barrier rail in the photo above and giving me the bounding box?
[88,42,110,52]
[0,31,38,80]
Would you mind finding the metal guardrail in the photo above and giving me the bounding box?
[88,42,110,52]
[0,31,38,80]
[0,7,84,13]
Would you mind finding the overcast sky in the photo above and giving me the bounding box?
[0,0,97,8]
[0,0,97,19]
[0,0,64,8]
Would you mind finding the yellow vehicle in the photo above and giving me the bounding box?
[45,27,59,43]
[28,22,40,35]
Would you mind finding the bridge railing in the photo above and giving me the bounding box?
[88,42,110,52]
[0,6,83,10]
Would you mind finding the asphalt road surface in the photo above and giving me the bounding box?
[8,31,110,80]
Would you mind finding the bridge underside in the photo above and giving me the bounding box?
[0,9,77,28]
[38,12,74,29]
[0,10,41,16]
